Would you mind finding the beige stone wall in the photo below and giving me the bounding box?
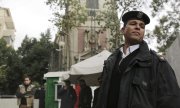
[0,98,39,108]
[0,7,15,46]
[166,36,180,86]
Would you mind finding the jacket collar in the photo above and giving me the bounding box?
[124,41,152,73]
[118,40,151,62]
[135,40,151,62]
[120,44,140,58]
[106,41,151,65]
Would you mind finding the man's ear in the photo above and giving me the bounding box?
[121,27,125,34]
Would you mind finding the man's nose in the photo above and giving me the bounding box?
[135,24,141,29]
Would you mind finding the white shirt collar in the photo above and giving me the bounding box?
[120,44,140,58]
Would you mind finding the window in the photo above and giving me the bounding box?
[86,0,99,9]
[55,84,63,101]
[3,36,13,45]
[6,9,10,17]
[86,0,99,16]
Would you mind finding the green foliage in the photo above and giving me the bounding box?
[0,29,56,94]
[151,0,180,53]
[0,39,21,94]
[5,51,23,94]
[97,1,122,50]
[0,64,7,94]
[46,0,88,30]
[17,29,55,84]
[150,0,168,16]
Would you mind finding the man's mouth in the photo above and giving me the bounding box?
[132,32,140,35]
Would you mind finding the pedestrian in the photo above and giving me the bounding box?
[78,79,92,108]
[34,80,46,108]
[92,77,102,108]
[16,75,36,108]
[96,11,180,108]
[58,80,77,108]
[74,81,81,108]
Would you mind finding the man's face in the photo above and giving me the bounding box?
[24,78,31,85]
[122,19,145,45]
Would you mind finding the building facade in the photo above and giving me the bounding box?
[0,7,15,47]
[54,0,116,70]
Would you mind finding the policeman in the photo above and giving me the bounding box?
[96,11,180,108]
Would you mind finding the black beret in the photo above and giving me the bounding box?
[122,11,150,25]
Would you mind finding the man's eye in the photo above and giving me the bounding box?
[140,25,145,29]
[130,23,136,25]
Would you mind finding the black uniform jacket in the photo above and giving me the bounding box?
[97,41,180,108]
[58,86,77,108]
[79,85,92,108]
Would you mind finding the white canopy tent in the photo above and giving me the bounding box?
[44,71,70,83]
[70,50,111,75]
[44,71,70,79]
[69,50,111,86]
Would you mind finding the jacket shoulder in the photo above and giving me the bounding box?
[19,84,24,88]
[104,49,120,63]
[150,50,166,62]
[30,84,35,88]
